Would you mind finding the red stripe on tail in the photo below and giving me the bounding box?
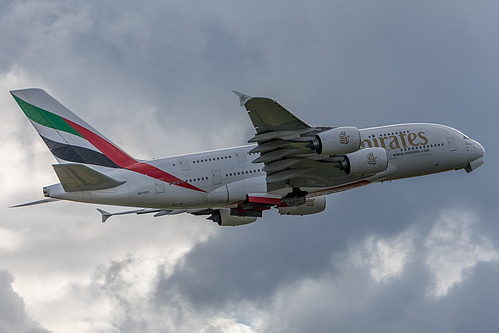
[63,118,206,193]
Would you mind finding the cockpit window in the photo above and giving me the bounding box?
[463,135,470,140]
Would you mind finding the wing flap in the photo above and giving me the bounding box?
[53,163,126,192]
[236,92,347,192]
[266,169,312,183]
[249,140,292,154]
[264,159,300,173]
[252,148,299,164]
[248,129,315,143]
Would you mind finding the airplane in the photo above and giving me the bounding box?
[10,88,484,226]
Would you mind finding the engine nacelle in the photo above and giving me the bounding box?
[210,208,257,226]
[206,177,267,206]
[309,127,361,155]
[338,147,388,175]
[278,196,326,216]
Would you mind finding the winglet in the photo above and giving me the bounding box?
[233,91,252,106]
[97,208,112,223]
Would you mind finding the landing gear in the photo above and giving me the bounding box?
[282,188,308,207]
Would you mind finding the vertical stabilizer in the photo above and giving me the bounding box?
[11,88,135,168]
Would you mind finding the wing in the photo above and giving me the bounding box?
[234,91,311,133]
[235,92,360,193]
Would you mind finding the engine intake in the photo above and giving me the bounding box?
[338,147,388,175]
[309,127,361,155]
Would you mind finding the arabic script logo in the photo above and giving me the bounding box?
[339,131,350,144]
[367,152,377,165]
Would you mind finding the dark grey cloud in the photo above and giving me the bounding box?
[261,262,499,333]
[77,208,498,332]
[153,186,420,309]
[0,270,51,333]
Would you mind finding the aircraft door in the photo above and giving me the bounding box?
[178,158,190,171]
[212,170,222,185]
[234,149,246,163]
[155,178,165,194]
[446,137,457,151]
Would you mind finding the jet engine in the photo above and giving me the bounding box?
[337,147,388,175]
[206,177,267,206]
[278,196,326,216]
[308,126,361,155]
[209,208,257,226]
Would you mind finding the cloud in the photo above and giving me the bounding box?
[354,229,415,282]
[425,209,499,296]
[0,227,23,252]
[258,262,499,333]
[23,207,494,333]
[250,209,499,333]
[0,270,51,333]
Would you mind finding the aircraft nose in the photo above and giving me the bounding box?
[478,141,485,157]
[474,140,485,158]
[464,139,485,173]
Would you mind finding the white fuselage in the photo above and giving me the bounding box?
[45,123,484,209]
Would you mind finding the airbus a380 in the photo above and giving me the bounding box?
[10,88,484,226]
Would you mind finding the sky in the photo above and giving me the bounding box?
[0,0,498,332]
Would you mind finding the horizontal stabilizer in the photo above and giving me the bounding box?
[10,198,60,208]
[53,164,126,192]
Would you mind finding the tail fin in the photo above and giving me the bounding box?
[11,88,136,168]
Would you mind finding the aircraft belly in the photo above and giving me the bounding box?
[82,178,210,209]
[303,179,372,197]
[384,151,436,179]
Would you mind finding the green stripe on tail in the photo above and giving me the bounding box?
[12,94,83,138]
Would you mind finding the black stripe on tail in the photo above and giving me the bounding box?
[40,135,121,168]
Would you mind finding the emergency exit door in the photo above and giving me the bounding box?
[446,137,457,151]
[212,170,222,185]
[155,178,165,193]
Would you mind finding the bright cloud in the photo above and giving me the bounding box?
[425,209,499,297]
